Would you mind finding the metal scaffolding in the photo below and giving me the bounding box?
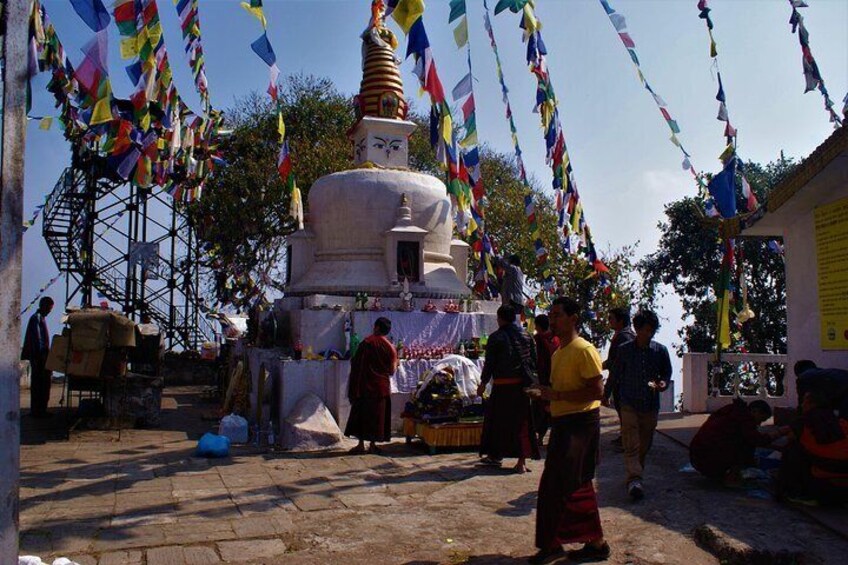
[42,148,215,350]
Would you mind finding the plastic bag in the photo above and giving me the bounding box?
[196,432,230,458]
[218,413,249,444]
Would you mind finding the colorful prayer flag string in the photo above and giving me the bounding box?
[390,0,474,233]
[695,0,758,213]
[240,0,301,228]
[784,0,843,128]
[493,0,607,279]
[174,0,211,110]
[449,0,492,293]
[598,0,699,180]
[19,272,63,318]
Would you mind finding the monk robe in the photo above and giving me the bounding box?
[779,410,848,505]
[689,399,772,480]
[533,329,559,440]
[479,323,540,461]
[344,334,397,442]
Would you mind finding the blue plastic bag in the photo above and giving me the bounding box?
[196,432,230,458]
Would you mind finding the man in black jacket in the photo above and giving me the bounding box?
[477,305,540,473]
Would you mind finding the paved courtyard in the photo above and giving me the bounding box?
[18,385,848,564]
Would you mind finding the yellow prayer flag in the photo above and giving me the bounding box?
[718,143,735,163]
[459,130,478,149]
[453,17,468,48]
[392,0,425,34]
[120,37,138,59]
[522,5,539,34]
[717,289,731,349]
[440,113,453,144]
[240,2,268,28]
[148,24,163,52]
[90,97,113,125]
[570,203,582,233]
[38,117,53,130]
[277,112,286,142]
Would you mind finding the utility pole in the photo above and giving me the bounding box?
[0,0,30,560]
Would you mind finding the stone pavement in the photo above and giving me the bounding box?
[18,385,848,564]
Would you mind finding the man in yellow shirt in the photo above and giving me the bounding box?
[527,297,610,564]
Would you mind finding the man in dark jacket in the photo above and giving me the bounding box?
[21,297,55,418]
[612,310,672,500]
[602,307,634,446]
[477,305,540,473]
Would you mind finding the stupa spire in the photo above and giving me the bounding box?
[356,1,408,121]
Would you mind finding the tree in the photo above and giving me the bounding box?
[639,157,797,356]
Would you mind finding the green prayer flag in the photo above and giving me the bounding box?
[448,0,466,23]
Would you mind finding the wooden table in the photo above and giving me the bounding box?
[402,417,483,455]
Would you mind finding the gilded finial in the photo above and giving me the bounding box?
[356,1,407,121]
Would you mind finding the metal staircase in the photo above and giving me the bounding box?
[42,165,216,351]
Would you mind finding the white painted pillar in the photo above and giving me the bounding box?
[0,0,30,560]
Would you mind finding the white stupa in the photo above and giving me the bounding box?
[285,19,470,298]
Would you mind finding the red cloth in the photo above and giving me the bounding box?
[347,334,397,400]
[536,410,604,549]
[533,330,560,387]
[689,399,772,479]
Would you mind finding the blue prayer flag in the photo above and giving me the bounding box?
[251,33,277,67]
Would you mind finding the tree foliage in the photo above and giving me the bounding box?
[639,157,797,355]
[480,149,638,347]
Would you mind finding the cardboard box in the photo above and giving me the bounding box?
[45,335,71,373]
[45,335,105,377]
[67,309,136,350]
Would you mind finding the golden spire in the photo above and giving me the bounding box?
[357,1,408,121]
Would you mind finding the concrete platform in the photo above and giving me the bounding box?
[18,387,848,564]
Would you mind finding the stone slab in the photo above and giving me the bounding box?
[217,538,288,562]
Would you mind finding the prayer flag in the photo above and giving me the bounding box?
[70,0,111,33]
[392,0,425,33]
[250,33,276,67]
[452,72,473,101]
[453,17,468,48]
[448,0,466,23]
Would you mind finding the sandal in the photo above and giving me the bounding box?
[368,444,384,455]
[348,445,366,454]
[478,456,503,467]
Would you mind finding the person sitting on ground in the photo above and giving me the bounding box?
[345,317,398,455]
[532,314,560,445]
[689,398,779,483]
[778,391,848,506]
[794,360,848,419]
[477,305,540,473]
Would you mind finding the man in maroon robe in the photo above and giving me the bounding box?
[533,314,559,444]
[345,317,398,455]
[689,399,775,481]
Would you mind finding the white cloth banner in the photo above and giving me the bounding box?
[351,311,496,348]
[393,355,484,394]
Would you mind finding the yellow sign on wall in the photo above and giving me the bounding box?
[815,197,848,350]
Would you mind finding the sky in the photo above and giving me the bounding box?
[22,0,848,388]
